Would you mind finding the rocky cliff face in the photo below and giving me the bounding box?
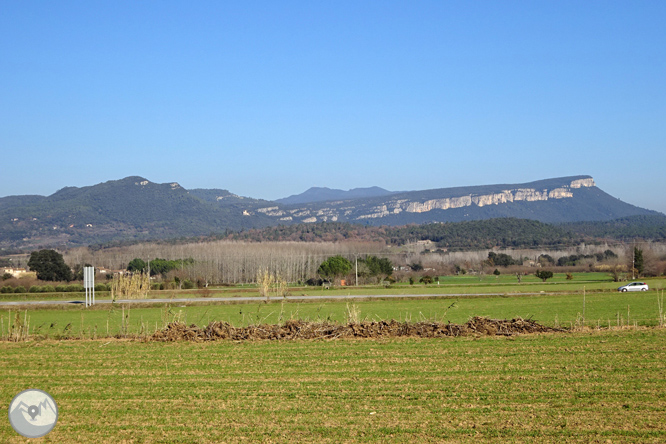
[403,179,595,214]
[1,175,655,248]
[255,177,599,224]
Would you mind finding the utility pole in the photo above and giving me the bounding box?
[354,254,358,287]
[632,241,636,280]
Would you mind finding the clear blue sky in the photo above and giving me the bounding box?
[1,1,665,213]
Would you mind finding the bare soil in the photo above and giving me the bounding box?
[150,316,559,341]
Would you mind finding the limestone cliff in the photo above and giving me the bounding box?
[401,178,594,215]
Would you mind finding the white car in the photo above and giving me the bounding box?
[617,282,649,292]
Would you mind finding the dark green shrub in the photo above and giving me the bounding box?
[1,286,14,293]
[55,285,67,292]
[419,275,434,285]
[29,285,43,293]
[66,284,84,292]
[182,279,195,290]
[535,270,554,282]
[94,283,109,292]
[14,286,26,293]
[487,252,518,266]
[42,285,56,293]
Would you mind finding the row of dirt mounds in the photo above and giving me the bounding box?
[150,316,560,342]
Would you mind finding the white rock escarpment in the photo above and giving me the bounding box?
[262,177,597,223]
[383,178,594,216]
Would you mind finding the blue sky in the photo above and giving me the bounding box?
[1,1,665,213]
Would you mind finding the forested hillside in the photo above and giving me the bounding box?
[1,175,662,250]
[563,215,666,240]
[227,216,666,251]
[387,219,580,250]
[226,219,577,250]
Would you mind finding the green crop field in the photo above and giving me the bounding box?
[1,273,664,304]
[1,329,665,443]
[2,278,665,442]
[2,289,665,339]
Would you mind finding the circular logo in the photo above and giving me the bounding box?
[8,389,58,438]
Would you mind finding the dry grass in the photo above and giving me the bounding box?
[110,272,150,300]
[256,269,288,301]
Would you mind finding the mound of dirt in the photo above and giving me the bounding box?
[150,317,559,342]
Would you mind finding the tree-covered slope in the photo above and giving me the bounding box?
[0,175,662,249]
[0,177,275,248]
[227,216,666,250]
[563,214,666,240]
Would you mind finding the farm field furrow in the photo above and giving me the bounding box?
[1,329,665,443]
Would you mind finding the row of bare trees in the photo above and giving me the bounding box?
[60,240,666,285]
[64,241,386,284]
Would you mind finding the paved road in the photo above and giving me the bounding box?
[0,292,548,307]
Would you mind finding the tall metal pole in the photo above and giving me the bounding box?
[632,241,635,280]
[355,255,358,287]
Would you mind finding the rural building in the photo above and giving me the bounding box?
[2,268,27,278]
[97,267,126,276]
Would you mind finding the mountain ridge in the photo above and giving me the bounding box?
[276,186,396,205]
[0,175,661,249]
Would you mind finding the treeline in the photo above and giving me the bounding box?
[563,215,666,240]
[25,215,663,254]
[484,250,619,268]
[547,250,618,267]
[387,218,580,250]
[225,216,666,248]
[227,219,583,250]
[127,258,195,276]
[316,255,393,284]
[65,240,383,285]
[226,222,391,243]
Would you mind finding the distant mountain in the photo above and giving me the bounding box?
[0,177,277,249]
[0,195,46,211]
[0,175,661,249]
[276,186,395,205]
[188,188,270,207]
[267,176,660,226]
